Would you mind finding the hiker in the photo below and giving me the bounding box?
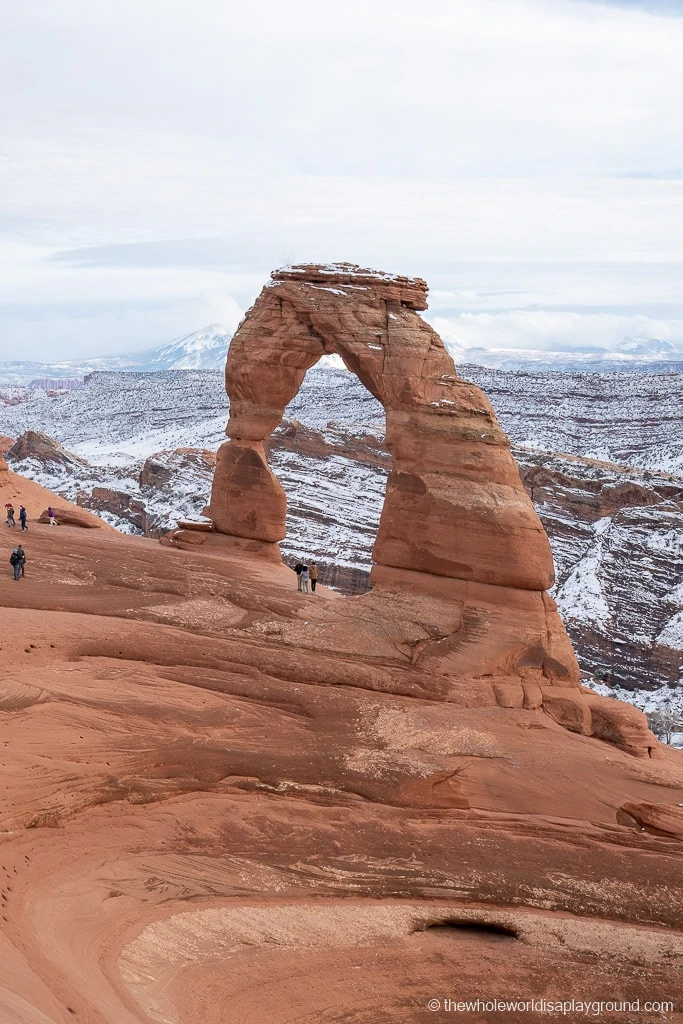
[300,564,310,594]
[309,562,319,593]
[47,506,56,526]
[5,504,15,527]
[19,506,27,531]
[294,562,304,591]
[10,545,25,581]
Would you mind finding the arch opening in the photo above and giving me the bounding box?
[266,361,390,593]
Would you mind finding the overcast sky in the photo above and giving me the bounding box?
[2,0,683,360]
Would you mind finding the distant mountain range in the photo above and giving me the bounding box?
[444,336,683,373]
[0,324,233,386]
[1,324,682,388]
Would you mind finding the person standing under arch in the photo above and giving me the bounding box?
[300,564,310,594]
[309,562,319,593]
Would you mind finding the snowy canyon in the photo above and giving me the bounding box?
[0,364,681,706]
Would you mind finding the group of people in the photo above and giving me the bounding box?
[5,504,58,581]
[5,503,28,530]
[294,561,319,594]
[6,503,28,580]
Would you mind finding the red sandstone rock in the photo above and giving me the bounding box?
[584,691,661,759]
[205,262,668,757]
[620,801,683,838]
[209,263,554,591]
[212,440,287,541]
[0,493,675,1021]
[8,430,86,468]
[77,486,148,531]
[38,505,111,529]
[0,276,678,1019]
[140,448,217,489]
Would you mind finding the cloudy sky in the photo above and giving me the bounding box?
[2,0,683,360]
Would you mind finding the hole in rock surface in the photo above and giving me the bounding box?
[272,366,390,595]
[417,919,519,940]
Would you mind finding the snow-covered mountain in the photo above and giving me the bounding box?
[0,325,234,385]
[139,324,232,372]
[5,319,683,386]
[615,336,680,358]
[440,346,683,373]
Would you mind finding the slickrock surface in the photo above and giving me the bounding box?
[0,520,681,1023]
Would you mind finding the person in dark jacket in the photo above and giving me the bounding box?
[10,545,25,580]
[294,562,304,591]
[19,506,27,531]
[6,504,15,527]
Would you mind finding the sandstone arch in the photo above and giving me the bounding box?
[209,263,555,590]
[196,263,664,756]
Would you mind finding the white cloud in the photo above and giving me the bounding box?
[1,0,683,358]
[429,310,683,354]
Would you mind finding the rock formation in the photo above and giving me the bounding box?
[3,363,680,697]
[205,264,657,756]
[37,502,117,529]
[8,430,87,469]
[77,486,149,532]
[0,489,678,1023]
[210,264,554,590]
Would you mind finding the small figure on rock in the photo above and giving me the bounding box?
[10,544,25,581]
[300,564,310,594]
[19,506,27,531]
[5,503,15,527]
[47,506,57,526]
[294,562,304,591]
[309,562,319,593]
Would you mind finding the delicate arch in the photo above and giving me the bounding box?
[208,264,554,591]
